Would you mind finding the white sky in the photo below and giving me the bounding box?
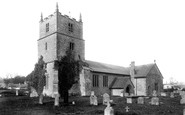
[0,0,185,83]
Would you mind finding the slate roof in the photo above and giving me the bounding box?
[109,77,131,89]
[128,64,155,77]
[85,60,156,77]
[85,60,130,75]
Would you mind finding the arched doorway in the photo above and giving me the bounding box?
[126,85,132,95]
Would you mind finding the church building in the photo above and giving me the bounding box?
[38,4,163,97]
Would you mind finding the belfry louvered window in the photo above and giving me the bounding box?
[46,23,49,32]
[68,23,73,32]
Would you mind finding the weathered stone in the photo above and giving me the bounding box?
[151,97,159,105]
[54,92,60,106]
[30,87,38,97]
[180,98,185,104]
[103,93,110,105]
[125,93,129,97]
[152,90,157,97]
[39,94,44,104]
[104,102,114,115]
[180,93,185,104]
[90,93,98,106]
[125,106,130,112]
[137,97,144,104]
[170,92,174,98]
[126,97,132,104]
[160,92,166,96]
[130,93,134,97]
[16,89,19,96]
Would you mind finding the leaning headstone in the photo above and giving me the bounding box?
[104,102,114,115]
[151,97,159,105]
[160,92,167,97]
[170,92,174,98]
[103,93,110,105]
[126,97,132,104]
[152,90,157,97]
[137,97,144,104]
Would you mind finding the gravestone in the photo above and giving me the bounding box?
[126,97,132,104]
[16,89,19,96]
[90,94,98,105]
[151,97,159,105]
[181,98,185,104]
[183,108,185,115]
[125,93,129,97]
[170,92,174,98]
[137,97,144,104]
[54,92,60,106]
[180,91,185,98]
[181,93,185,99]
[120,89,124,97]
[180,93,185,104]
[130,93,134,97]
[30,87,38,97]
[152,90,157,97]
[42,86,47,96]
[103,93,110,105]
[160,92,167,97]
[104,102,114,115]
[125,106,130,112]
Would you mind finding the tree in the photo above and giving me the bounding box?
[26,56,46,104]
[3,75,26,85]
[57,49,83,105]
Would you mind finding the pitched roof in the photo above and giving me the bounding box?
[110,77,133,89]
[129,64,155,77]
[85,60,158,78]
[85,60,130,75]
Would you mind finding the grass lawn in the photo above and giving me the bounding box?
[0,94,184,115]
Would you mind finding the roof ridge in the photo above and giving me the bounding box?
[85,60,127,68]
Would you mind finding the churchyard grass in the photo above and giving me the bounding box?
[0,95,184,115]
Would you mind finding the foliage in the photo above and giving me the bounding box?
[26,56,46,95]
[3,75,26,85]
[57,49,84,104]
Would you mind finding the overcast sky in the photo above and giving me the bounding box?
[0,0,185,83]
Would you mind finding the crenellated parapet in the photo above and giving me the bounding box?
[40,11,82,24]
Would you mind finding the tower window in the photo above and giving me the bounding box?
[103,76,108,87]
[69,42,74,50]
[93,75,99,87]
[46,23,49,32]
[45,42,47,50]
[68,23,73,32]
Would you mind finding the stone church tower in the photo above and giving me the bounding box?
[38,3,85,96]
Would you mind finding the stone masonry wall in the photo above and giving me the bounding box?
[146,66,163,96]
